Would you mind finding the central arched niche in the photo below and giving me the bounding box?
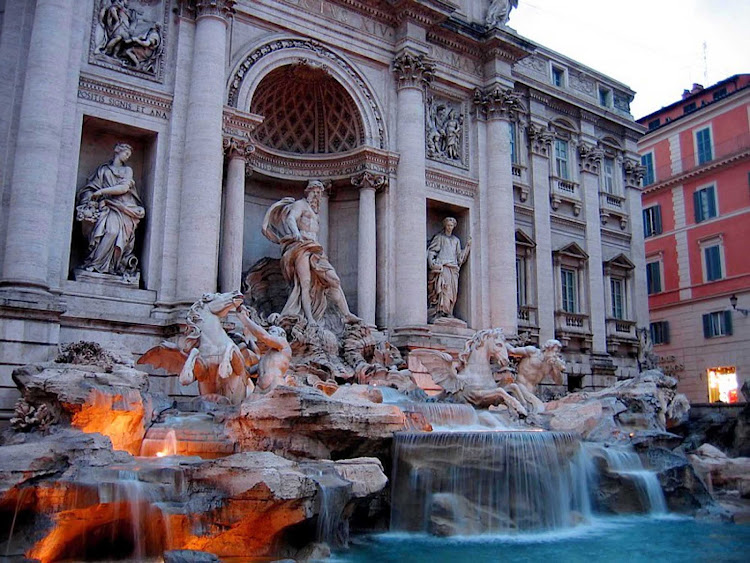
[250,63,365,155]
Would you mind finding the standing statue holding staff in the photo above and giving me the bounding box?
[262,180,359,326]
[427,217,471,322]
[486,0,519,28]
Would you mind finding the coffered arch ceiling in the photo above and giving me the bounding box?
[250,64,365,155]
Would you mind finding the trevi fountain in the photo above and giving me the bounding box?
[0,1,749,562]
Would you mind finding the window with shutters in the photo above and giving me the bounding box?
[643,205,662,237]
[610,278,625,319]
[561,268,578,313]
[602,157,616,194]
[695,127,713,165]
[694,184,717,223]
[641,152,655,185]
[646,259,662,294]
[700,236,724,282]
[649,321,670,345]
[703,311,732,338]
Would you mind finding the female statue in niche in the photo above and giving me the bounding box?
[427,217,471,322]
[75,142,145,279]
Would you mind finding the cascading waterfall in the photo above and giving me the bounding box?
[391,431,593,534]
[584,444,667,515]
[378,388,480,428]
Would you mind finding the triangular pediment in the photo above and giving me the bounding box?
[515,229,536,248]
[554,242,588,260]
[605,253,635,270]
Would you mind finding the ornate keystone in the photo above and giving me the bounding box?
[527,124,554,157]
[351,171,387,191]
[473,87,521,121]
[223,135,254,160]
[393,51,435,90]
[578,143,604,174]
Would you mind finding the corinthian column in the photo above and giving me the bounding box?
[352,171,387,325]
[392,51,434,327]
[528,124,555,342]
[476,87,520,333]
[219,136,252,293]
[1,0,75,292]
[176,0,234,300]
[578,142,607,353]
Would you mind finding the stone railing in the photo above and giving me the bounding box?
[605,318,637,339]
[517,305,538,328]
[554,310,590,334]
[598,191,629,229]
[550,175,581,215]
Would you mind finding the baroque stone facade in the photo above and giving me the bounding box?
[0,0,646,420]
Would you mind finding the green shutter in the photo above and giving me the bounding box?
[708,186,717,217]
[694,190,702,222]
[702,313,711,338]
[663,321,670,344]
[655,205,662,234]
[724,310,733,336]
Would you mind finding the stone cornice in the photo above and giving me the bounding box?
[388,0,457,27]
[222,106,264,138]
[351,171,388,192]
[425,168,477,198]
[249,144,399,181]
[393,51,436,90]
[578,142,604,174]
[642,149,750,194]
[473,87,521,121]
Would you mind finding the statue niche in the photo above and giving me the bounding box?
[427,217,471,325]
[74,142,145,285]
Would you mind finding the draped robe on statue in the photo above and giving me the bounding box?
[76,162,145,275]
[261,198,342,322]
[427,232,470,319]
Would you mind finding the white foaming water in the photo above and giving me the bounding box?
[585,444,667,515]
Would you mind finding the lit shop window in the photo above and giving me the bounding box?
[707,366,738,404]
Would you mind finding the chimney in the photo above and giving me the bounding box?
[682,89,691,99]
[691,83,704,94]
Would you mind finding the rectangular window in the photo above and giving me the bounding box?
[555,139,569,179]
[643,205,662,238]
[648,119,661,131]
[704,244,723,281]
[510,121,518,164]
[694,185,717,223]
[708,366,739,403]
[561,268,577,313]
[603,157,615,193]
[683,102,697,114]
[641,152,655,185]
[516,256,527,307]
[696,127,713,164]
[552,66,565,87]
[610,278,625,319]
[646,261,662,294]
[703,311,733,338]
[712,88,727,101]
[649,321,670,345]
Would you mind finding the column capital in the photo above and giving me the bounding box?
[180,0,235,20]
[578,142,604,175]
[351,171,388,192]
[393,51,435,91]
[527,123,554,157]
[222,135,254,160]
[473,87,521,121]
[623,158,646,188]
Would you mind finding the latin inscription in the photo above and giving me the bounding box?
[78,89,169,120]
[280,0,394,39]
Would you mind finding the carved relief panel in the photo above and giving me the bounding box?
[90,0,169,82]
[425,96,468,169]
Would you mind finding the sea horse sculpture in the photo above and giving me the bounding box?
[409,328,529,417]
[138,291,257,404]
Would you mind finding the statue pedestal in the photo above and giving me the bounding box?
[74,268,140,288]
[430,316,467,329]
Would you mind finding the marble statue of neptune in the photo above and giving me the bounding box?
[262,180,359,325]
[427,217,471,321]
[76,142,145,277]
